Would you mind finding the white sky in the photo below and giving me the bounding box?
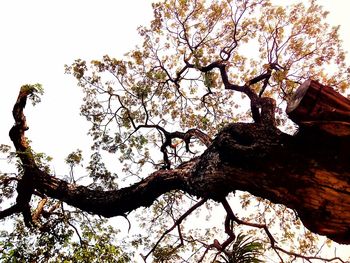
[0,0,349,168]
[0,0,350,259]
[0,0,155,172]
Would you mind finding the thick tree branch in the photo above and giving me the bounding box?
[287,79,350,136]
[0,204,20,220]
[6,82,350,246]
[33,165,193,217]
[9,86,38,226]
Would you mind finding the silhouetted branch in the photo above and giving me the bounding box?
[141,198,207,262]
[221,198,345,263]
[0,204,20,220]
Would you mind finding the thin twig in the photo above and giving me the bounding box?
[141,198,207,262]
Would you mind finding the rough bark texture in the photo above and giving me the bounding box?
[4,80,350,245]
[193,123,350,244]
[287,79,350,136]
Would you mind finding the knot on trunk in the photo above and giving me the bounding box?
[214,123,282,167]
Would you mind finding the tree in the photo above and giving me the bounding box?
[1,0,350,262]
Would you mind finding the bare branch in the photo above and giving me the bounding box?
[221,198,346,263]
[142,198,207,261]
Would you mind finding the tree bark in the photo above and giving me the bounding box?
[287,79,350,136]
[5,81,350,245]
[191,123,350,245]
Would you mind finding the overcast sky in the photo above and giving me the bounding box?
[0,1,349,170]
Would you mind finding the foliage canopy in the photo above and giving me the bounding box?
[1,0,350,262]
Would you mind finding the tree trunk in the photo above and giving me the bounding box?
[190,122,350,244]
